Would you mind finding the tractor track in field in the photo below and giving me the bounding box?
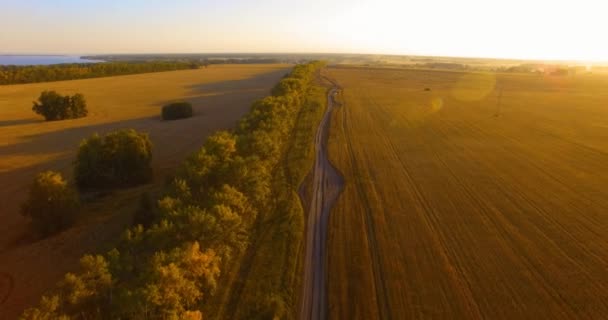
[338,91,392,320]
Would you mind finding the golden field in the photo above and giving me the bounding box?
[0,64,289,318]
[326,66,608,319]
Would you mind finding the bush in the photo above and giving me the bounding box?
[74,129,153,189]
[162,102,193,120]
[32,90,88,121]
[133,192,157,227]
[21,171,80,236]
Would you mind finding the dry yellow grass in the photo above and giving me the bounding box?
[0,64,289,319]
[326,66,608,319]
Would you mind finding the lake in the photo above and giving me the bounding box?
[0,55,103,66]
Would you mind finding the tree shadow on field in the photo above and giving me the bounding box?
[186,67,288,94]
[0,67,291,160]
[0,118,43,128]
[0,116,159,160]
[156,67,290,116]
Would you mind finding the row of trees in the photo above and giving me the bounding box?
[0,61,199,85]
[32,91,88,121]
[21,61,325,319]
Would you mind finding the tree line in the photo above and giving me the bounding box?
[21,61,325,320]
[0,61,200,85]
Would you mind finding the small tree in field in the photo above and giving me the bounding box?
[21,171,80,236]
[74,129,153,189]
[162,102,193,120]
[32,90,88,121]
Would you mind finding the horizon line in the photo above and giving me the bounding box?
[0,51,604,64]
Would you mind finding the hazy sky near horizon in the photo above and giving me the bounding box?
[1,0,607,61]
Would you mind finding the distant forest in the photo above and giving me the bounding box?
[84,53,286,64]
[0,61,200,85]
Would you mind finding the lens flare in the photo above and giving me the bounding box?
[430,97,444,113]
[451,73,496,101]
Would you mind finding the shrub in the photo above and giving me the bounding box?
[32,90,88,121]
[162,102,193,120]
[74,129,153,189]
[21,171,80,236]
[133,192,157,227]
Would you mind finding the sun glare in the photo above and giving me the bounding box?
[326,0,608,61]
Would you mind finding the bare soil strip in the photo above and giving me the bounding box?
[299,87,344,320]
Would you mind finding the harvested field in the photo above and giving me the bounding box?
[0,64,289,319]
[326,66,608,319]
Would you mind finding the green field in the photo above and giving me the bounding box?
[326,66,608,319]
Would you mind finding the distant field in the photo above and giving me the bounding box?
[0,64,289,318]
[326,66,608,319]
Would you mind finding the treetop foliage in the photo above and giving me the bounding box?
[32,91,88,121]
[20,171,80,237]
[74,129,153,189]
[161,102,193,121]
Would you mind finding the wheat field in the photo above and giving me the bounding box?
[326,66,608,319]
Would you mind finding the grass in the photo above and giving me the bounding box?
[208,80,328,319]
[326,66,608,319]
[0,64,290,319]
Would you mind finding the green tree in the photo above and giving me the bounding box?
[68,94,88,118]
[144,242,219,318]
[132,192,157,227]
[21,171,80,236]
[61,255,113,316]
[271,78,304,97]
[162,102,193,120]
[230,156,272,206]
[74,129,153,189]
[176,132,240,202]
[32,91,88,121]
[210,184,255,224]
[207,204,248,261]
[20,295,69,320]
[204,131,237,160]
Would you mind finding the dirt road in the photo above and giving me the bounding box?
[300,87,344,320]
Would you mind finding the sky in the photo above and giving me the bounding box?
[1,0,607,61]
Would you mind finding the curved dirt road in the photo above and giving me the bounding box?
[300,87,344,320]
